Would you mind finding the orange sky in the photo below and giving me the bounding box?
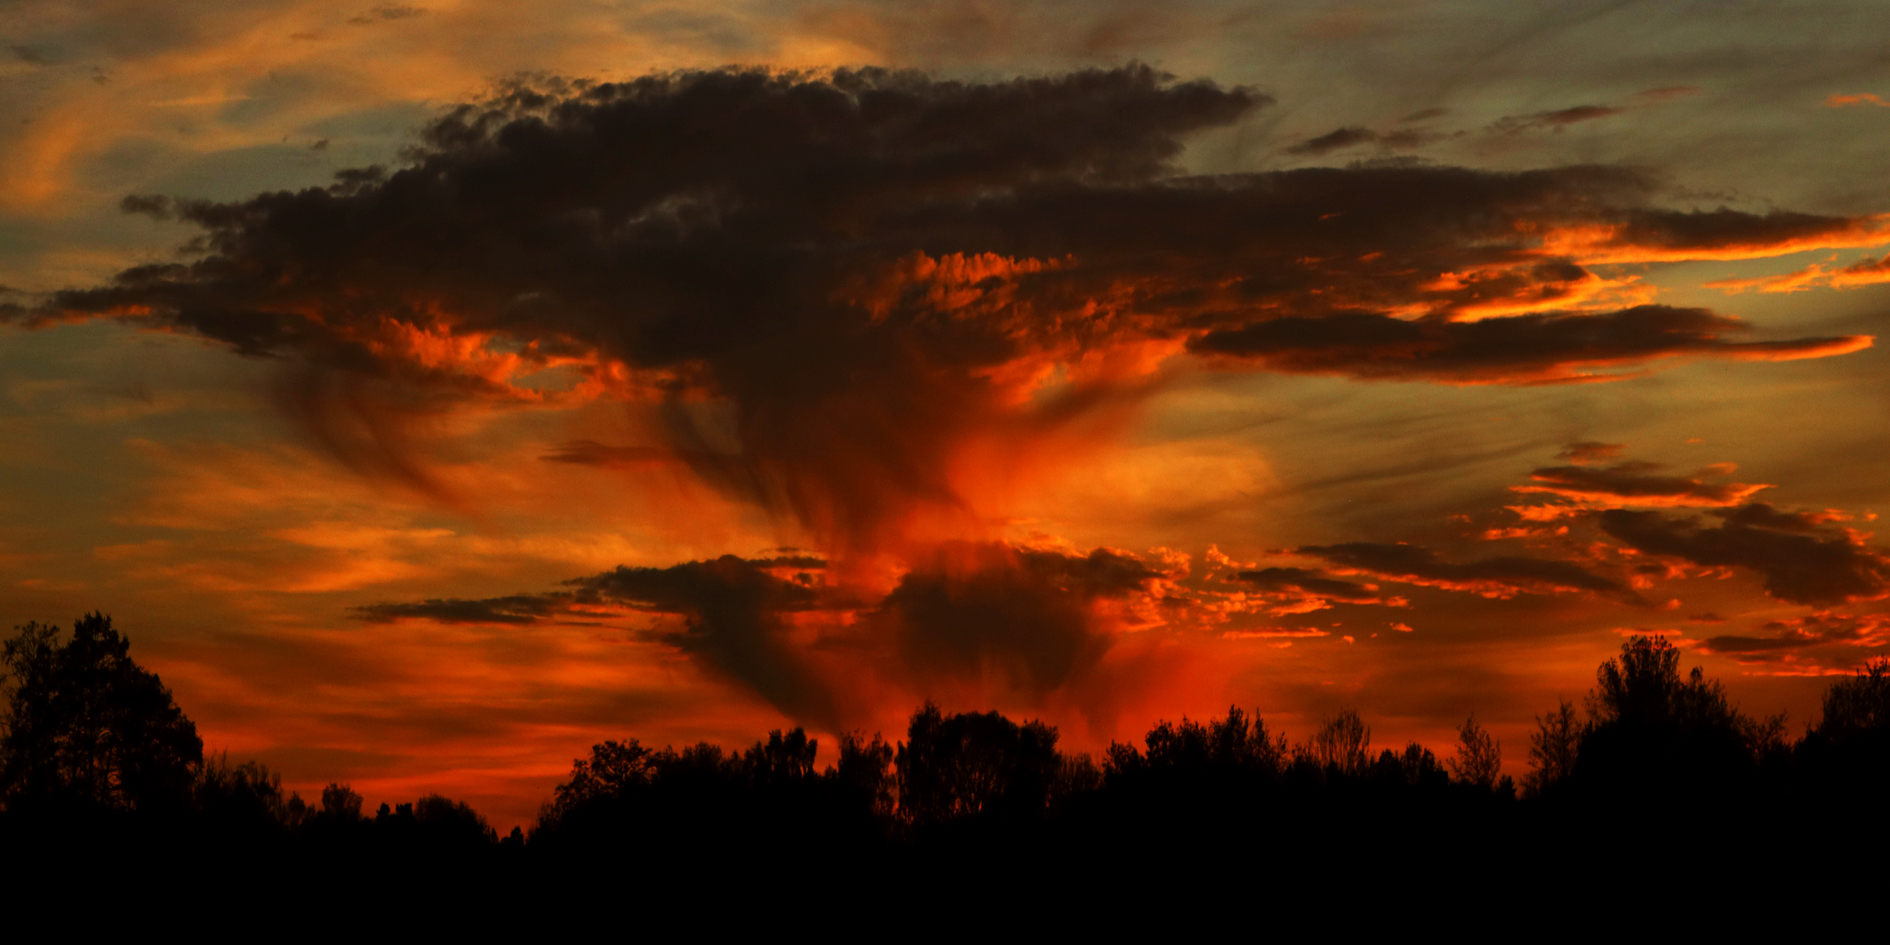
[5,1,1890,829]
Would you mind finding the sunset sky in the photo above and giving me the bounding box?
[6,0,1890,829]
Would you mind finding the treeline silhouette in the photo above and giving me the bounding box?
[4,614,1888,918]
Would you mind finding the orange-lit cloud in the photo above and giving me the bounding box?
[1598,505,1890,605]
[1293,541,1624,599]
[1511,461,1771,508]
[1825,93,1890,107]
[10,67,1879,557]
[1706,251,1890,294]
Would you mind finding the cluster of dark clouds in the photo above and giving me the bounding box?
[1700,611,1890,663]
[355,441,1890,715]
[1187,305,1846,385]
[1481,452,1890,609]
[1599,505,1890,607]
[10,66,1883,706]
[357,543,1165,726]
[6,66,1873,545]
[361,553,838,721]
[1217,449,1890,667]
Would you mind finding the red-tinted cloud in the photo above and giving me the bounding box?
[10,67,1876,548]
[1599,505,1890,605]
[1513,461,1770,507]
[355,541,1173,728]
[1189,306,1863,385]
[1294,541,1624,599]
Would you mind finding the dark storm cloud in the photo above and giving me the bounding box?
[22,67,1874,539]
[879,542,1158,696]
[1598,504,1890,605]
[573,556,838,724]
[352,543,1155,718]
[357,554,838,724]
[1297,541,1624,597]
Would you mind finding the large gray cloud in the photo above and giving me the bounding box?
[10,66,1872,544]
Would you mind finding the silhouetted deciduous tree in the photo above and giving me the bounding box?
[1372,742,1445,786]
[1524,699,1581,797]
[744,728,818,787]
[197,753,301,827]
[1306,708,1371,774]
[1573,635,1764,799]
[835,730,895,817]
[0,614,202,810]
[1814,658,1890,738]
[544,738,655,822]
[896,702,1059,824]
[1447,714,1501,788]
[412,793,498,846]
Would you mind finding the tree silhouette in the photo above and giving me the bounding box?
[1572,635,1761,800]
[0,614,202,810]
[895,702,1060,824]
[1446,714,1501,788]
[1524,699,1581,797]
[1307,708,1371,774]
[1375,741,1445,786]
[197,754,302,827]
[835,730,896,817]
[1811,657,1890,739]
[320,782,364,822]
[744,728,819,787]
